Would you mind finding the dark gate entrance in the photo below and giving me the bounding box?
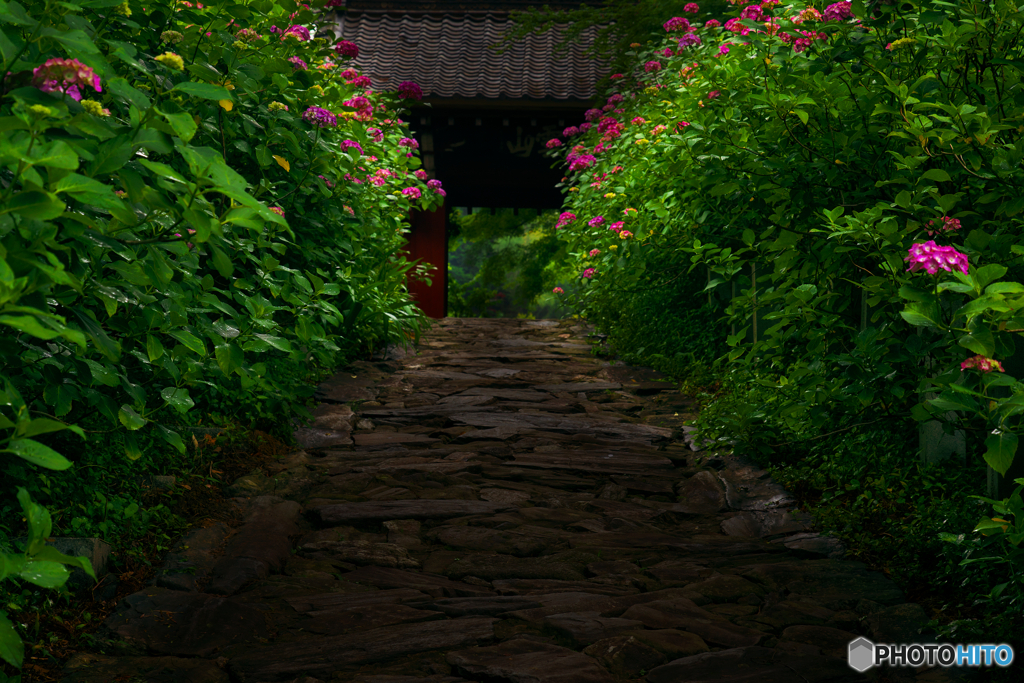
[335,0,601,316]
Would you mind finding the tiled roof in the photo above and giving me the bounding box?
[338,12,602,100]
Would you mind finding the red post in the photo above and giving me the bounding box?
[404,203,447,318]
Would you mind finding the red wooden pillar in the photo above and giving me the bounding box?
[404,202,447,318]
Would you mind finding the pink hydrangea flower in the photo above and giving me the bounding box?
[341,139,363,154]
[644,60,662,72]
[961,355,1005,373]
[563,126,581,137]
[795,7,822,22]
[302,106,337,127]
[396,81,423,100]
[556,212,576,228]
[705,19,722,28]
[707,90,721,100]
[553,286,564,294]
[569,154,596,171]
[582,268,596,279]
[741,4,765,21]
[546,138,563,148]
[822,1,853,22]
[585,108,603,122]
[589,249,601,257]
[719,44,730,55]
[270,206,285,217]
[631,117,646,125]
[414,170,429,180]
[282,25,310,41]
[926,216,962,236]
[609,221,625,232]
[663,17,691,32]
[367,127,384,142]
[334,40,359,57]
[724,17,752,35]
[427,179,444,195]
[588,216,605,227]
[678,33,702,48]
[620,230,633,239]
[905,240,969,275]
[288,56,308,70]
[579,123,593,132]
[684,2,700,12]
[32,57,102,101]
[402,187,422,199]
[399,137,419,149]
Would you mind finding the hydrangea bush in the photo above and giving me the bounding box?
[0,0,439,665]
[548,0,1024,476]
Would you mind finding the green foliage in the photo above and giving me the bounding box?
[447,209,570,318]
[546,0,1024,641]
[0,0,436,668]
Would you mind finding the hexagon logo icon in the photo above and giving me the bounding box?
[848,637,875,672]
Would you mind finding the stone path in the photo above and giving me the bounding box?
[62,319,951,683]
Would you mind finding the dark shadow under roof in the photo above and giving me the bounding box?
[337,11,603,101]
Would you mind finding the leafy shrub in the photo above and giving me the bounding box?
[0,0,441,667]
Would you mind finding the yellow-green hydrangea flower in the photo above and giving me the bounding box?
[154,52,184,71]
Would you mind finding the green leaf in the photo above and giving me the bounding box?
[124,431,143,460]
[146,334,165,362]
[54,173,123,209]
[18,560,69,588]
[254,333,292,352]
[28,139,80,169]
[984,430,1019,476]
[169,330,206,356]
[793,109,808,125]
[160,109,197,142]
[2,191,65,219]
[70,307,120,361]
[920,168,952,183]
[42,382,76,417]
[211,244,234,277]
[986,282,1024,295]
[138,159,187,184]
[160,387,194,414]
[959,329,995,357]
[118,405,146,430]
[108,77,152,109]
[894,191,912,209]
[0,610,24,668]
[88,136,134,176]
[2,438,72,470]
[215,342,243,375]
[156,424,185,454]
[29,547,94,578]
[171,82,233,101]
[19,418,73,439]
[0,313,63,340]
[43,27,99,54]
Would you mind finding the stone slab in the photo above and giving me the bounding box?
[312,500,510,524]
[645,646,867,683]
[447,638,615,683]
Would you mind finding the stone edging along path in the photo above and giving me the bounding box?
[60,318,963,683]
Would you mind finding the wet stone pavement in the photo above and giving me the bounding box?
[63,319,958,683]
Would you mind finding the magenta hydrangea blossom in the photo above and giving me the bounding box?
[589,249,601,257]
[334,40,359,57]
[644,61,663,73]
[32,58,102,101]
[718,44,730,55]
[631,117,646,125]
[822,1,854,22]
[553,286,564,294]
[724,17,752,35]
[399,137,419,149]
[961,355,1005,373]
[367,127,384,142]
[707,90,721,100]
[579,122,593,132]
[556,211,576,229]
[546,138,563,148]
[585,108,603,122]
[663,17,691,32]
[683,2,699,12]
[569,154,596,171]
[926,216,962,236]
[678,33,702,48]
[609,221,625,232]
[563,126,580,137]
[288,56,308,70]
[905,241,969,275]
[402,187,422,199]
[302,106,337,127]
[587,216,605,227]
[396,81,423,100]
[341,139,363,154]
[741,4,764,21]
[414,170,429,180]
[705,19,722,28]
[282,25,311,41]
[582,268,596,279]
